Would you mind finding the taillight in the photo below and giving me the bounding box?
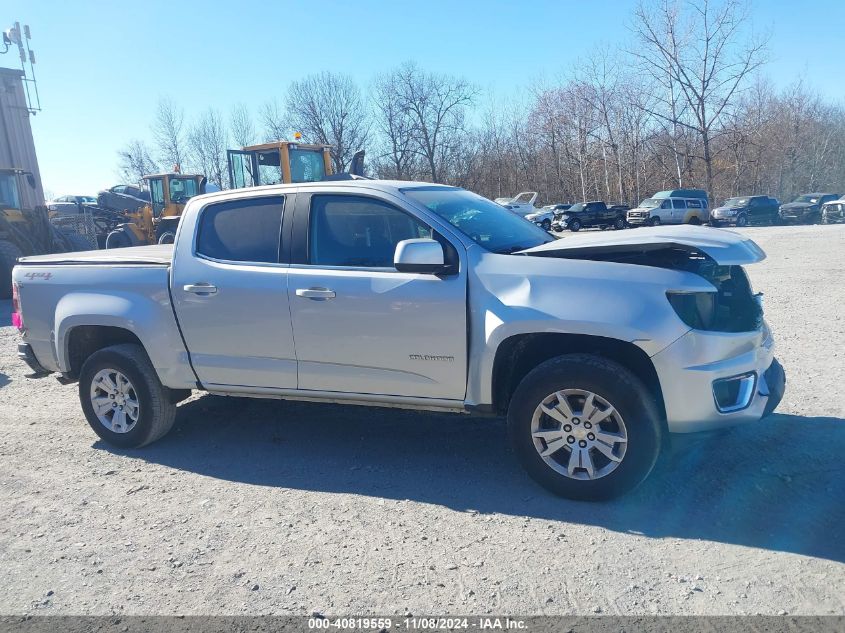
[11,282,23,331]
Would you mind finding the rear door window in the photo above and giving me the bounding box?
[687,199,702,209]
[197,196,285,263]
[672,199,687,209]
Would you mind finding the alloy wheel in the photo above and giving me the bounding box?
[530,389,628,480]
[89,369,140,434]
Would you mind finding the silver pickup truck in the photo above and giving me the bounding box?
[11,181,785,500]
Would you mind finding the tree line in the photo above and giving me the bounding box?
[118,0,845,207]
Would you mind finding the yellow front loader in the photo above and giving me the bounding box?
[105,172,206,248]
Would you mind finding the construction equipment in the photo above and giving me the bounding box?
[227,140,334,189]
[105,172,206,248]
[0,167,89,298]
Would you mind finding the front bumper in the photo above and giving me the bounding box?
[779,207,817,222]
[626,213,651,225]
[17,343,52,378]
[651,325,784,433]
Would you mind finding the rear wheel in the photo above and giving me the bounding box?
[79,344,178,448]
[507,354,662,500]
[0,240,24,300]
[687,216,701,226]
[105,229,132,249]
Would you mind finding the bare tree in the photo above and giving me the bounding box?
[152,98,187,171]
[117,140,158,185]
[371,72,418,179]
[229,103,256,148]
[632,0,768,201]
[286,72,370,172]
[260,99,288,142]
[390,62,478,182]
[188,108,229,188]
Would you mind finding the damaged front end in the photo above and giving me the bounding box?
[519,226,784,431]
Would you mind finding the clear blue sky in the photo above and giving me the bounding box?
[4,0,845,196]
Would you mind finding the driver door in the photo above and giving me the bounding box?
[287,192,468,400]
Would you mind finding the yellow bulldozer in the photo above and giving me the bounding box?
[0,167,91,298]
[227,137,364,188]
[105,171,207,248]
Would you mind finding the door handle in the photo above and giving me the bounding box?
[296,287,336,300]
[183,283,218,295]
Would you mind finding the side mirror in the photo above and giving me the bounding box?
[394,238,446,274]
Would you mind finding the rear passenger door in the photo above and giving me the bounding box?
[171,193,298,389]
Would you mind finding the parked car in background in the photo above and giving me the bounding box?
[96,184,150,213]
[552,201,626,232]
[627,190,709,226]
[821,195,845,224]
[710,195,780,227]
[778,193,841,224]
[496,191,538,217]
[47,195,97,216]
[525,204,570,230]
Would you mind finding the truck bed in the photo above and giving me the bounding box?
[17,244,173,266]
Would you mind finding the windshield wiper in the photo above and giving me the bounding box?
[494,244,533,254]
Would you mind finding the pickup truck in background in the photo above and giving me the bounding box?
[551,201,627,232]
[12,181,785,500]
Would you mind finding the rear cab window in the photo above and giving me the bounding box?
[197,196,285,263]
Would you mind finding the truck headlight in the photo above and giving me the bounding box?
[666,291,716,330]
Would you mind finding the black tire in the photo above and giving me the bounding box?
[105,229,132,249]
[687,216,701,225]
[735,214,748,228]
[569,218,582,232]
[78,344,178,448]
[60,230,93,252]
[614,217,626,230]
[507,354,662,501]
[541,219,551,231]
[650,216,661,227]
[709,220,720,227]
[0,240,24,300]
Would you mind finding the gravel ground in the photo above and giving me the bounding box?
[0,224,843,616]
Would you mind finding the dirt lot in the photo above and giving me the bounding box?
[0,224,843,616]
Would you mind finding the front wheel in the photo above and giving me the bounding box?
[541,219,551,231]
[507,354,662,500]
[79,344,178,448]
[614,217,626,230]
[649,216,661,227]
[569,219,582,232]
[736,214,748,227]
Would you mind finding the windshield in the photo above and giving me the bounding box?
[794,195,819,204]
[639,198,662,209]
[0,173,21,209]
[566,203,586,213]
[723,197,749,207]
[403,187,554,254]
[289,147,326,182]
[169,177,200,204]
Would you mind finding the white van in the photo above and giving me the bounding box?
[627,189,709,226]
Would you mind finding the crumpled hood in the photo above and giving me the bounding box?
[519,224,766,265]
